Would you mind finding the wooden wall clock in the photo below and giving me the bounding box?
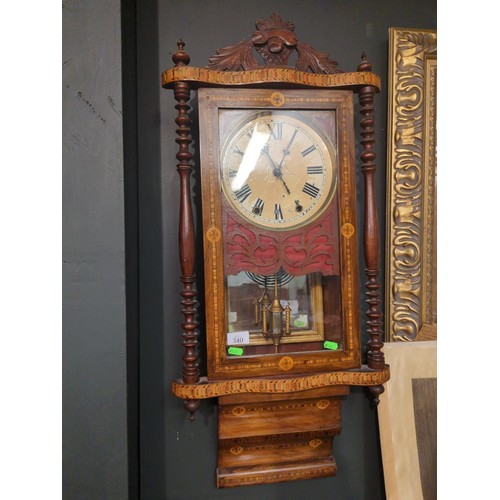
[162,13,390,488]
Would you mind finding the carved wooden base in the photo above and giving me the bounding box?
[216,387,349,487]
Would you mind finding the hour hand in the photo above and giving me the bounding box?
[276,172,291,195]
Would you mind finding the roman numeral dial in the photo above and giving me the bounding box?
[234,184,252,203]
[221,112,337,230]
[302,182,320,198]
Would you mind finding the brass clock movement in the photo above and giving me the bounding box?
[162,13,389,488]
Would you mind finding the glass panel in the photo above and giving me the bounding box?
[225,270,342,356]
[219,108,342,357]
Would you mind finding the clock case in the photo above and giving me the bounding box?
[162,13,389,488]
[198,88,359,379]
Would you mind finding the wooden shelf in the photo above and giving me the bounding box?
[162,66,381,91]
[171,365,390,400]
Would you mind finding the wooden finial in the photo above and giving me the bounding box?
[184,399,200,422]
[173,39,190,66]
[357,51,372,72]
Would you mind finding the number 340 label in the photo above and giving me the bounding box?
[227,331,250,346]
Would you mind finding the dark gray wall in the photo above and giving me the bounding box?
[62,1,129,499]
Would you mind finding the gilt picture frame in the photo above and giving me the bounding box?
[385,28,437,342]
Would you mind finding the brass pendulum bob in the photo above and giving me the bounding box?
[265,278,292,351]
[254,276,272,340]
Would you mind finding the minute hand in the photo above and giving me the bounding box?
[276,129,298,172]
[261,148,291,195]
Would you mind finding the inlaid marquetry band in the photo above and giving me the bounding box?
[218,463,336,487]
[162,66,381,91]
[316,399,330,410]
[270,92,285,106]
[309,439,323,448]
[221,400,327,415]
[279,356,294,371]
[221,430,339,447]
[206,226,221,243]
[231,406,246,416]
[341,222,355,238]
[172,365,390,399]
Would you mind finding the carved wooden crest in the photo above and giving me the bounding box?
[207,13,342,74]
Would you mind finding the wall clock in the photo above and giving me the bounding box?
[162,13,389,488]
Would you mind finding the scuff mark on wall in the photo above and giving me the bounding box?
[76,91,106,123]
[107,96,123,117]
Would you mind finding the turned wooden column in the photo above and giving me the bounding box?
[357,54,385,390]
[172,41,200,419]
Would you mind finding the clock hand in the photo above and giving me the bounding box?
[263,129,297,194]
[276,172,291,195]
[261,147,291,195]
[261,146,278,170]
[276,128,298,171]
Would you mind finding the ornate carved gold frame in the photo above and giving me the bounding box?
[385,28,437,342]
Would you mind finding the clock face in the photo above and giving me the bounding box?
[220,113,337,230]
